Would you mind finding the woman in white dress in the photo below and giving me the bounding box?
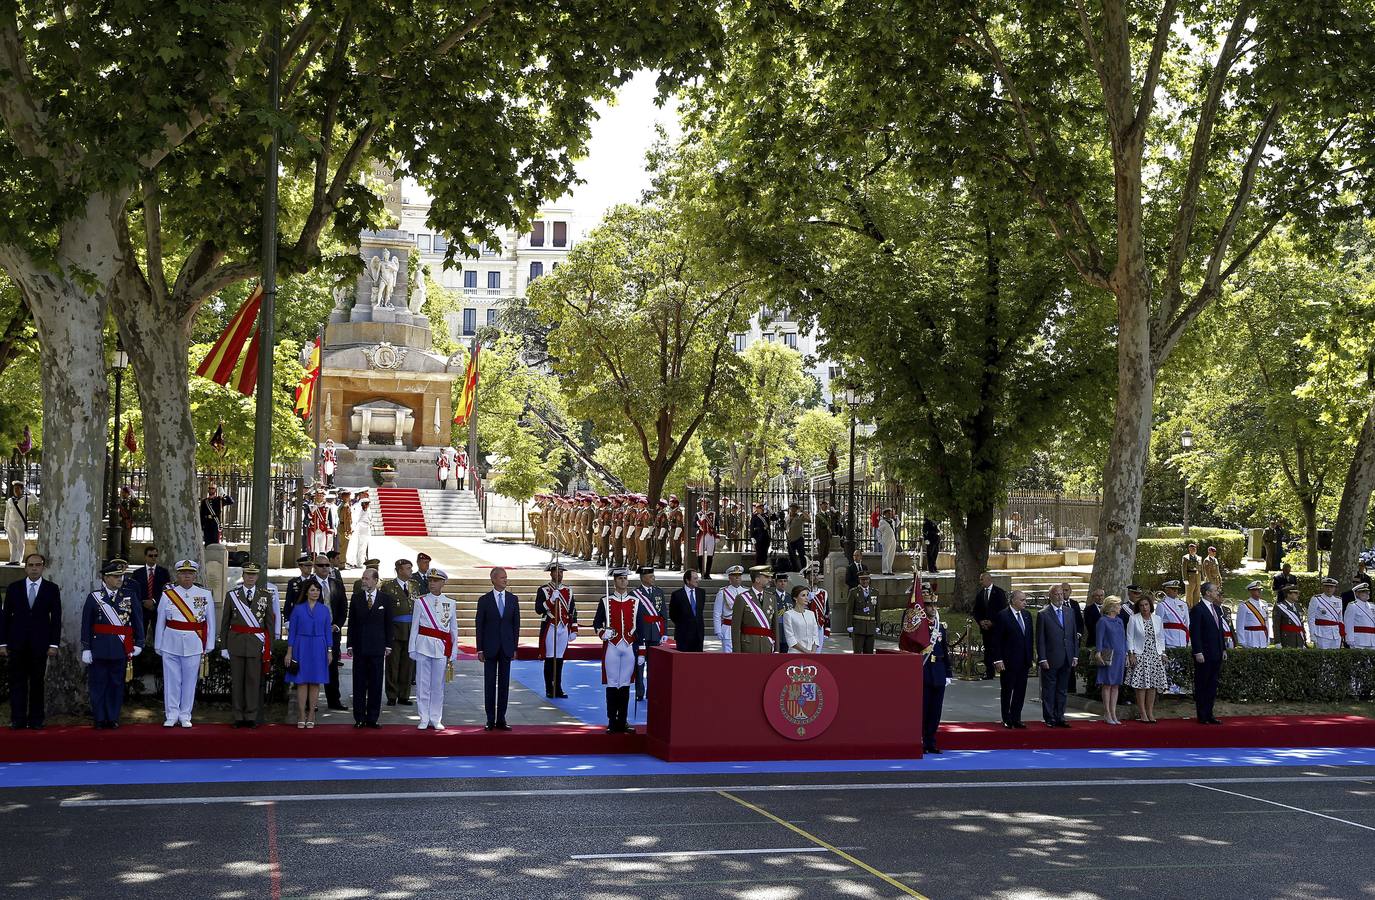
[781,586,820,653]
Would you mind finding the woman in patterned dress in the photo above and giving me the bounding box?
[1127,594,1169,723]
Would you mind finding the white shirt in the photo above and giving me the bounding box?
[782,608,820,653]
[1308,593,1344,643]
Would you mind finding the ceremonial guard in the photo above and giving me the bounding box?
[321,438,338,486]
[351,496,375,568]
[410,569,459,729]
[1344,583,1375,649]
[1308,577,1345,649]
[624,497,642,570]
[593,568,641,733]
[668,496,686,570]
[336,488,354,564]
[305,487,335,556]
[652,499,670,566]
[1234,581,1271,648]
[1200,546,1223,589]
[1273,585,1307,648]
[694,499,717,577]
[722,499,741,552]
[81,559,144,728]
[731,567,778,653]
[1181,542,1203,606]
[455,447,469,490]
[217,562,278,727]
[530,495,546,549]
[535,561,578,698]
[155,560,215,727]
[907,583,951,754]
[610,496,627,569]
[4,480,28,564]
[436,446,454,489]
[714,565,746,652]
[596,496,612,564]
[632,566,667,701]
[804,563,831,652]
[385,558,417,705]
[199,483,234,546]
[848,569,878,653]
[1157,580,1191,649]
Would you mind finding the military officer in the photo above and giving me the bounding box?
[529,495,546,548]
[1157,580,1191,649]
[81,559,144,728]
[653,499,670,566]
[731,566,777,653]
[805,563,831,653]
[1272,563,1299,603]
[1234,581,1271,648]
[217,561,278,727]
[722,499,741,553]
[155,559,216,728]
[667,496,686,570]
[771,570,793,653]
[714,564,746,652]
[915,587,952,754]
[848,568,877,653]
[593,568,641,733]
[1308,577,1345,649]
[535,561,578,698]
[1273,585,1307,648]
[1200,545,1223,589]
[1181,542,1203,606]
[336,488,354,565]
[283,552,313,623]
[631,566,667,701]
[410,569,460,730]
[1343,583,1375,649]
[386,558,417,705]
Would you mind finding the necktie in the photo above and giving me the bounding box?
[367,592,374,609]
[1017,611,1025,633]
[1056,607,1063,628]
[688,589,694,615]
[28,581,36,608]
[497,592,505,617]
[147,568,154,596]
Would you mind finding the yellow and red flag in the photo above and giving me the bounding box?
[294,337,321,419]
[452,343,481,426]
[195,287,263,396]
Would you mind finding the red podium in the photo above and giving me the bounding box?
[645,647,924,761]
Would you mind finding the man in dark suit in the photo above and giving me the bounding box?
[992,590,1032,729]
[668,568,705,652]
[475,566,520,730]
[0,553,62,728]
[972,572,1008,679]
[346,567,392,728]
[282,553,314,623]
[843,548,866,590]
[127,545,170,678]
[1036,585,1079,728]
[1191,581,1228,725]
[748,502,774,566]
[313,553,349,711]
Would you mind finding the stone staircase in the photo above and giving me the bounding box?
[416,488,487,538]
[1007,570,1092,603]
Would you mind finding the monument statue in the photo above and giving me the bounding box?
[409,262,427,314]
[367,249,401,308]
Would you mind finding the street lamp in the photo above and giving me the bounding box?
[1180,428,1193,537]
[843,387,860,560]
[710,465,722,535]
[105,337,129,559]
[826,443,838,508]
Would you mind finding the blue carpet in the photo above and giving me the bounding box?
[509,658,648,726]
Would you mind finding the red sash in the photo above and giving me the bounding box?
[230,624,272,674]
[93,623,134,655]
[742,626,774,638]
[1355,626,1375,635]
[418,596,454,658]
[1280,624,1304,634]
[168,618,208,647]
[165,588,208,650]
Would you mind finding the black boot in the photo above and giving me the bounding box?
[554,659,569,698]
[704,555,713,577]
[543,659,555,698]
[618,687,635,734]
[605,687,617,733]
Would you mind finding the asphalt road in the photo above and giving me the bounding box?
[4,764,1374,899]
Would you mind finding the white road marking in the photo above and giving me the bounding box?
[57,773,1375,808]
[570,846,830,860]
[1190,782,1375,833]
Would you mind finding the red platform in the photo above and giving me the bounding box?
[375,487,428,536]
[645,646,924,761]
[937,714,1375,751]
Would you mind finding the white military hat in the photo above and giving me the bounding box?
[724,565,745,576]
[1321,577,1339,587]
[1356,583,1371,595]
[427,568,448,581]
[1246,580,1263,591]
[174,559,199,573]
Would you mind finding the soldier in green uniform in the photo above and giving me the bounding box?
[217,562,279,728]
[731,566,778,653]
[848,568,878,654]
[386,557,417,705]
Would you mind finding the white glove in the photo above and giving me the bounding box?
[221,649,230,660]
[847,626,854,634]
[409,652,418,661]
[132,646,142,656]
[946,678,954,686]
[80,650,92,665]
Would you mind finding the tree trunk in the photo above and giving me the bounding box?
[1299,495,1319,573]
[110,272,202,563]
[646,456,668,506]
[950,503,995,614]
[1329,399,1375,584]
[1089,281,1155,593]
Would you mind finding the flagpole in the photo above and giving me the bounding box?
[466,335,479,486]
[249,12,280,565]
[312,323,324,475]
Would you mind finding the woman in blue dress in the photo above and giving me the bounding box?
[1095,595,1128,725]
[285,581,331,728]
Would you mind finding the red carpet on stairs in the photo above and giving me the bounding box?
[375,487,428,536]
[938,714,1375,751]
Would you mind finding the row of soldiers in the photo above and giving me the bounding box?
[532,493,697,570]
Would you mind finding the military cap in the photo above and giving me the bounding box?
[546,561,568,572]
[427,568,448,581]
[1322,577,1339,586]
[637,566,655,576]
[297,552,312,564]
[724,565,745,576]
[1357,583,1371,595]
[241,561,261,575]
[610,567,631,578]
[364,558,381,568]
[1161,579,1182,589]
[1246,580,1263,591]
[175,559,199,573]
[102,559,129,576]
[1126,584,1142,594]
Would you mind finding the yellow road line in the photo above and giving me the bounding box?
[715,789,931,899]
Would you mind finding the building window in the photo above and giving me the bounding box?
[529,261,543,281]
[416,234,432,252]
[764,332,775,343]
[551,262,559,271]
[463,270,477,290]
[487,271,501,289]
[480,243,498,257]
[486,308,497,326]
[733,333,746,352]
[462,308,476,336]
[552,221,568,247]
[782,332,798,350]
[433,234,449,252]
[530,221,545,247]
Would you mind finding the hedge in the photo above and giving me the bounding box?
[1140,526,1239,541]
[1133,536,1246,588]
[1076,647,1375,703]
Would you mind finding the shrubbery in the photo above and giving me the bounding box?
[1076,646,1375,702]
[1133,534,1246,589]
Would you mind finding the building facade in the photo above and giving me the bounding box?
[731,303,838,402]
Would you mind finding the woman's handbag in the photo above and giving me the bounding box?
[1093,648,1114,667]
[285,656,300,675]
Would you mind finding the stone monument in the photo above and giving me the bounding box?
[315,229,462,488]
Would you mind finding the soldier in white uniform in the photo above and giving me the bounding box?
[1343,583,1375,649]
[714,565,745,653]
[593,568,641,734]
[1156,580,1191,649]
[349,496,375,568]
[1308,577,1345,649]
[409,569,460,730]
[1234,581,1272,648]
[535,561,578,698]
[5,480,28,565]
[154,559,216,728]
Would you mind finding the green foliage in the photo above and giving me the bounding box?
[471,334,567,500]
[591,435,710,500]
[1078,648,1375,704]
[1132,537,1246,587]
[178,341,313,468]
[710,340,815,487]
[793,409,847,473]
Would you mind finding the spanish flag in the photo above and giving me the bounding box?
[452,343,481,426]
[195,287,263,396]
[294,337,321,419]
